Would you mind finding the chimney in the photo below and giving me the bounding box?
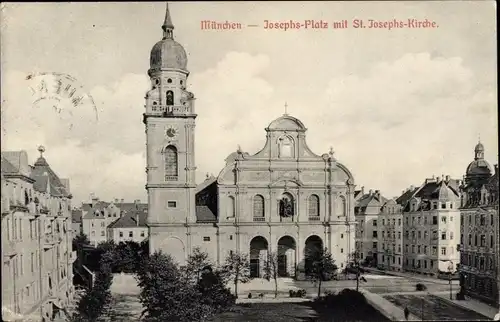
[361,186,365,195]
[90,193,99,206]
[375,190,380,198]
[410,185,414,190]
[134,199,140,204]
[445,175,450,182]
[369,189,373,195]
[120,199,124,203]
[436,176,441,183]
[114,198,119,203]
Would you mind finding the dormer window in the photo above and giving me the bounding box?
[278,136,294,158]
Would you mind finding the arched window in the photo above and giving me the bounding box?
[253,195,265,218]
[166,90,174,106]
[24,190,29,205]
[308,194,320,217]
[163,146,178,181]
[227,196,235,218]
[278,136,294,158]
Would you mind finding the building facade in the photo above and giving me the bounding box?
[1,147,76,321]
[354,188,403,271]
[398,176,461,276]
[107,211,148,244]
[79,197,147,246]
[145,6,357,279]
[459,142,499,306]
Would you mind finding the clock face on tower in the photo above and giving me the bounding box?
[165,125,179,139]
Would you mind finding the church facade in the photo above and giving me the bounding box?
[144,5,356,279]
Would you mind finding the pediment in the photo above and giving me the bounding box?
[269,177,303,187]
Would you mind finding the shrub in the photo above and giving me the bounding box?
[416,283,427,291]
[289,289,307,298]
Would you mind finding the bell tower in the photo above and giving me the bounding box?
[144,3,197,247]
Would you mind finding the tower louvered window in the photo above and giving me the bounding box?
[164,146,178,181]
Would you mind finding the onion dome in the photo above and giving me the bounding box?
[149,3,188,71]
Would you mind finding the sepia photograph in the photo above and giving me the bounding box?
[1,1,498,321]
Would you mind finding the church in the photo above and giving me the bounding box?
[144,5,357,279]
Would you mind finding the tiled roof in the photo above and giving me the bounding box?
[196,205,217,223]
[196,176,217,193]
[396,187,419,206]
[1,156,18,174]
[31,156,70,197]
[108,211,148,229]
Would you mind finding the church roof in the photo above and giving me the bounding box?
[266,114,307,132]
[31,155,71,198]
[196,205,217,223]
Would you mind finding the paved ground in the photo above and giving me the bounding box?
[384,294,490,321]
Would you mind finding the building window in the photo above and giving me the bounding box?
[372,242,377,249]
[441,232,446,240]
[140,231,145,237]
[166,90,174,105]
[229,235,233,240]
[373,220,377,227]
[167,201,177,208]
[227,196,236,218]
[441,247,446,255]
[450,232,454,240]
[101,222,105,227]
[398,232,401,239]
[441,203,446,209]
[468,234,472,245]
[167,78,172,84]
[441,216,446,223]
[119,231,123,237]
[372,231,378,238]
[480,235,486,247]
[164,145,178,180]
[253,195,265,218]
[340,233,343,239]
[341,248,343,253]
[203,237,210,242]
[129,231,133,238]
[91,231,95,236]
[382,219,385,226]
[398,218,401,226]
[491,235,494,248]
[308,194,320,217]
[433,216,438,224]
[101,231,105,237]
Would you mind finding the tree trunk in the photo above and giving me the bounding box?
[274,276,278,298]
[234,277,238,299]
[318,279,322,298]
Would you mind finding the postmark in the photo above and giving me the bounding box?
[26,72,98,126]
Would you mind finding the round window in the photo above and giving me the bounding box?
[167,78,172,84]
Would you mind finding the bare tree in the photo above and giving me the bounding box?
[263,251,279,298]
[221,252,250,298]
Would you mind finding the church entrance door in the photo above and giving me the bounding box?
[277,236,297,278]
[250,236,269,278]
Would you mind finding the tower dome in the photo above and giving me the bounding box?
[466,140,494,178]
[149,4,188,71]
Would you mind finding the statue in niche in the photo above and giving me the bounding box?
[279,196,294,217]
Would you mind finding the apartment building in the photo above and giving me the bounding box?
[459,142,499,306]
[1,147,76,321]
[107,210,148,244]
[399,175,461,276]
[79,197,147,246]
[354,188,402,270]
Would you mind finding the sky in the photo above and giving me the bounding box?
[1,1,497,205]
